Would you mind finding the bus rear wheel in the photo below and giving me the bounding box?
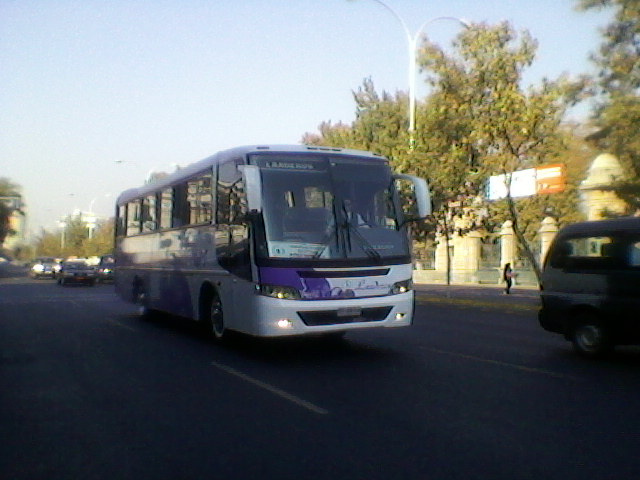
[133,281,152,319]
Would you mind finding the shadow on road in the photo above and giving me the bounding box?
[121,310,399,365]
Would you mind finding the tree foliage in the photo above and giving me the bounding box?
[303,22,588,283]
[35,217,114,258]
[418,22,587,280]
[577,0,640,211]
[0,177,23,246]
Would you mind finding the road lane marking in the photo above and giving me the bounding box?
[421,347,582,381]
[210,361,329,415]
[111,320,138,331]
[1,294,119,305]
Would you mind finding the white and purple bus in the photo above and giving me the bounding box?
[115,145,430,339]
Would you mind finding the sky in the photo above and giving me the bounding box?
[1,0,613,237]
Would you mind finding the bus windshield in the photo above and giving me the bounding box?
[251,154,408,262]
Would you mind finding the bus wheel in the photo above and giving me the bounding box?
[570,312,612,358]
[133,283,151,318]
[207,294,225,340]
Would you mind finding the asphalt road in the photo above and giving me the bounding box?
[2,276,640,480]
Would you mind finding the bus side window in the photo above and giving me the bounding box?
[127,200,140,236]
[159,188,172,229]
[172,183,190,227]
[126,200,141,236]
[116,204,127,237]
[188,173,213,224]
[142,194,157,232]
[230,177,246,224]
[217,159,243,225]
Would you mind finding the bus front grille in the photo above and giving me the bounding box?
[297,306,392,326]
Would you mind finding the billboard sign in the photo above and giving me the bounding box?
[535,163,566,194]
[487,164,566,200]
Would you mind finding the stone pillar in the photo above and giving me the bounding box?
[538,216,558,266]
[465,231,482,282]
[451,232,465,272]
[580,153,626,220]
[500,220,516,269]
[434,232,449,272]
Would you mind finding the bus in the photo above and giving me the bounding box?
[114,145,431,339]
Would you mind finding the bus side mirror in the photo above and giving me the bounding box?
[239,165,263,214]
[393,173,432,219]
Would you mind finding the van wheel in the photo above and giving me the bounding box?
[205,294,225,340]
[570,313,612,358]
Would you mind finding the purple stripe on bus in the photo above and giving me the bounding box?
[258,267,386,300]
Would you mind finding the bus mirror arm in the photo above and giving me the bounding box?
[393,174,432,220]
[239,165,263,213]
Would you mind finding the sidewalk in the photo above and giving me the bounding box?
[413,282,540,312]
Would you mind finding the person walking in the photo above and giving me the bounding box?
[503,263,514,294]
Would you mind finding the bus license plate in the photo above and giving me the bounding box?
[337,307,361,317]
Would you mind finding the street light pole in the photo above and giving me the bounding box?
[355,0,468,148]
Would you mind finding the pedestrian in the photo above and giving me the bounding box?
[503,263,514,294]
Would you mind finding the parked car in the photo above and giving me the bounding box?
[539,217,640,357]
[30,257,60,279]
[57,260,97,286]
[96,254,115,283]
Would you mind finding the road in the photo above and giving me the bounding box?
[2,276,640,479]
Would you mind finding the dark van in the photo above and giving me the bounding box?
[539,217,640,357]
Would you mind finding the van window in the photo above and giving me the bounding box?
[630,241,640,267]
[551,235,622,270]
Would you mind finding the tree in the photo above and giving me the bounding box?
[303,77,410,159]
[577,0,640,212]
[0,177,23,246]
[35,229,64,258]
[302,23,588,284]
[34,218,114,258]
[418,22,585,282]
[83,219,114,256]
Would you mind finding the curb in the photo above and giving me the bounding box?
[415,290,540,313]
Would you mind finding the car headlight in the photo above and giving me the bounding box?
[258,284,302,300]
[32,264,44,272]
[390,279,413,295]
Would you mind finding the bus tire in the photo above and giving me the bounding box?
[133,280,153,319]
[204,293,225,341]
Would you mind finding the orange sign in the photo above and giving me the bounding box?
[536,164,565,195]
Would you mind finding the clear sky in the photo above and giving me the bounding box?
[1,0,612,236]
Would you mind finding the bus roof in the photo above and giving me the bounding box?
[116,144,387,205]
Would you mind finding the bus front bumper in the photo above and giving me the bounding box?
[252,291,414,337]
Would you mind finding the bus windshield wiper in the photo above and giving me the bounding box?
[312,199,342,259]
[340,202,381,261]
[343,219,381,261]
[312,200,382,261]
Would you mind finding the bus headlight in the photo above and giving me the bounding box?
[258,284,302,300]
[390,279,412,295]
